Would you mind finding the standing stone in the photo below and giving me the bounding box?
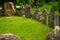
[15,6,25,16]
[55,15,60,35]
[46,14,60,40]
[33,8,40,21]
[20,6,25,16]
[0,33,20,40]
[25,4,32,18]
[41,9,47,24]
[8,2,16,15]
[48,8,55,28]
[4,2,16,16]
[54,15,60,40]
[3,2,8,16]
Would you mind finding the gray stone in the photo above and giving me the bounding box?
[20,6,25,16]
[41,9,47,24]
[48,8,55,28]
[15,6,25,16]
[25,4,32,18]
[33,8,40,21]
[46,32,60,40]
[0,33,20,40]
[46,14,60,40]
[46,33,55,40]
[55,15,60,36]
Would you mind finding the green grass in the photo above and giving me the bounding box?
[0,16,53,40]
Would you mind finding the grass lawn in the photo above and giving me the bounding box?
[0,16,53,40]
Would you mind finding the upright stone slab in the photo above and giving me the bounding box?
[48,8,55,28]
[9,2,16,15]
[46,14,60,40]
[0,33,20,40]
[55,15,60,35]
[4,2,16,16]
[3,2,8,16]
[33,8,40,21]
[15,6,25,16]
[25,4,32,18]
[20,6,25,16]
[41,9,47,24]
[54,15,60,40]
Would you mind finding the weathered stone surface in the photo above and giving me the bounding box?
[25,4,32,18]
[41,9,47,24]
[46,15,60,40]
[33,8,40,21]
[48,8,55,28]
[15,6,25,16]
[46,32,60,40]
[20,6,25,16]
[54,15,60,35]
[46,33,55,40]
[4,2,16,16]
[0,33,20,40]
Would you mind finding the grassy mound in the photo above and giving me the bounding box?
[0,17,52,40]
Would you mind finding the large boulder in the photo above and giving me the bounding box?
[46,32,60,40]
[46,32,55,40]
[3,2,16,16]
[0,33,20,40]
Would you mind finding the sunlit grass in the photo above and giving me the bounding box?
[0,16,53,40]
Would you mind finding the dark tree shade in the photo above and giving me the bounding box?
[0,0,16,6]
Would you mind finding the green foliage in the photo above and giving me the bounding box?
[0,17,53,40]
